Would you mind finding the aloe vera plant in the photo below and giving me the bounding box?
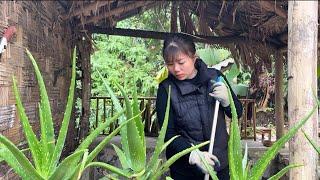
[226,83,317,180]
[91,73,209,179]
[0,48,132,180]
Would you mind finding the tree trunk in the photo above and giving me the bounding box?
[288,1,318,179]
[275,51,284,139]
[78,34,92,141]
[170,1,177,33]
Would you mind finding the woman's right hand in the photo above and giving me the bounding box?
[189,149,220,174]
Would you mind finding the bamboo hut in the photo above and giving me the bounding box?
[0,1,318,179]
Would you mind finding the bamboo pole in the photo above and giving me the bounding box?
[288,1,318,179]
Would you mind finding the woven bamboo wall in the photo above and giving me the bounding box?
[0,1,72,177]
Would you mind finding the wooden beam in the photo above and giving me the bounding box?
[84,1,155,25]
[258,1,287,19]
[85,26,281,48]
[288,1,318,179]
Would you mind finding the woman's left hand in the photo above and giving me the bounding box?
[209,82,230,107]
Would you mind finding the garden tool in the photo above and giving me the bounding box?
[0,26,16,58]
[204,76,222,180]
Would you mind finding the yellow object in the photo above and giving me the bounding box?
[155,66,168,84]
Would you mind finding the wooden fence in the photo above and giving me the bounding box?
[90,97,256,139]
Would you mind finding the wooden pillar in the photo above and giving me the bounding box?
[275,52,284,139]
[288,1,318,179]
[78,34,91,141]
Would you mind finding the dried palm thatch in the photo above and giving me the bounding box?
[62,0,295,86]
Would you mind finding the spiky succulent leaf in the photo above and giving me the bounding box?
[154,141,209,179]
[76,110,124,152]
[115,82,146,172]
[242,143,248,179]
[48,150,86,180]
[111,144,130,169]
[268,164,303,180]
[147,87,171,172]
[196,149,219,180]
[85,162,131,178]
[249,105,317,180]
[97,70,130,164]
[0,135,43,179]
[302,130,320,154]
[226,83,243,180]
[132,84,145,147]
[160,135,179,153]
[86,114,137,163]
[49,47,76,174]
[12,76,43,172]
[26,49,55,155]
[0,145,29,179]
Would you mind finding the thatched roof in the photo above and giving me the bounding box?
[59,1,294,80]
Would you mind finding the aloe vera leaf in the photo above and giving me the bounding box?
[111,144,130,169]
[0,135,43,179]
[160,135,180,153]
[86,114,137,163]
[226,84,242,180]
[242,143,248,179]
[153,141,210,179]
[249,105,317,180]
[0,146,29,179]
[132,84,145,147]
[97,70,130,164]
[147,87,171,173]
[26,49,55,154]
[85,162,131,178]
[76,150,89,180]
[268,164,303,180]
[196,149,219,180]
[147,159,162,179]
[76,110,124,151]
[302,130,320,154]
[48,47,76,174]
[48,150,85,180]
[12,76,43,172]
[115,82,146,171]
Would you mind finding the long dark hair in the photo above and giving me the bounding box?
[162,34,196,64]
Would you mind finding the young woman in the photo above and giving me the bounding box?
[156,35,243,180]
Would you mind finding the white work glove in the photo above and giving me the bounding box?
[189,150,220,174]
[209,82,230,107]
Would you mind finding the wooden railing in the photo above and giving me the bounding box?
[90,97,256,139]
[90,96,158,136]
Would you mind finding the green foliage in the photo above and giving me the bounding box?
[302,130,320,154]
[226,82,317,180]
[91,34,159,97]
[197,48,231,66]
[0,48,79,179]
[91,75,209,179]
[0,48,131,180]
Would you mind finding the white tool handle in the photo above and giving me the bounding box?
[204,100,220,180]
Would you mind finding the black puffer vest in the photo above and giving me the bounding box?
[161,59,229,172]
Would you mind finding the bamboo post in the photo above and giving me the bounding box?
[288,1,318,179]
[275,51,284,139]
